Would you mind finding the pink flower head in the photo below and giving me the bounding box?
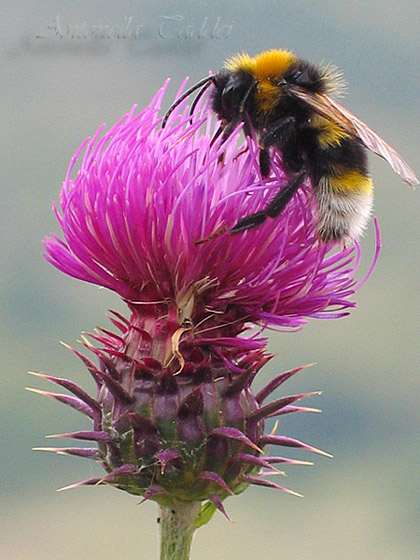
[44,80,363,333]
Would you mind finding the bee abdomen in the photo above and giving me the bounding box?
[315,171,374,243]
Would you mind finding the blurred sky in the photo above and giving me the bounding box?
[1,2,419,559]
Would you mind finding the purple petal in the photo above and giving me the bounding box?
[256,363,315,404]
[247,391,321,422]
[29,371,100,411]
[99,464,140,483]
[209,427,261,453]
[27,388,94,418]
[231,453,280,472]
[241,475,303,497]
[208,494,231,521]
[197,471,233,494]
[34,447,100,459]
[47,430,111,442]
[260,435,332,457]
[139,485,166,504]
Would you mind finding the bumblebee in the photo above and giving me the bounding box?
[163,49,418,244]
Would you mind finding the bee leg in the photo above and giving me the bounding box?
[230,211,268,234]
[265,170,306,218]
[212,121,239,165]
[259,148,271,178]
[258,116,297,177]
[230,170,306,235]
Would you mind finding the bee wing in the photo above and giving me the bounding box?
[290,86,418,188]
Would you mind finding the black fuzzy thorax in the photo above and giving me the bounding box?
[283,60,329,94]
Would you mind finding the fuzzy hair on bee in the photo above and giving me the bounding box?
[162,49,418,245]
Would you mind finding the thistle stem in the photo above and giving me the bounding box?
[159,501,201,560]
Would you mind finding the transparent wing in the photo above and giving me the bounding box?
[290,85,418,187]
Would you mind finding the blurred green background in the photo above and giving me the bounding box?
[1,2,419,559]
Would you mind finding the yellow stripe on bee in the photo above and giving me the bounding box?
[312,115,350,148]
[256,82,282,112]
[328,170,373,194]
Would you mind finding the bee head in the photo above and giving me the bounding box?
[211,70,256,123]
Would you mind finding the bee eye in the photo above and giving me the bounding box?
[221,86,233,112]
[221,83,243,114]
[222,83,236,99]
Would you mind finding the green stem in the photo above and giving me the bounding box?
[159,501,201,560]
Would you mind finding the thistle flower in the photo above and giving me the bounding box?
[33,80,377,558]
[43,81,360,331]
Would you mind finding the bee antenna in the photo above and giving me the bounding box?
[162,76,214,128]
[189,79,214,118]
